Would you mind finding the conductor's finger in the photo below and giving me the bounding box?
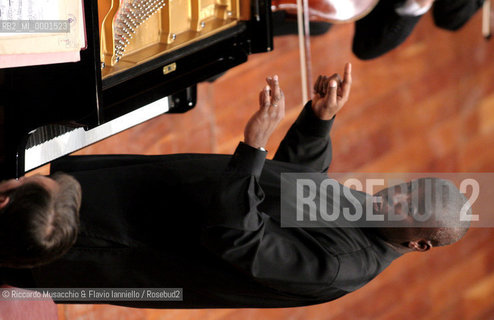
[314,75,322,94]
[329,73,342,86]
[316,75,323,95]
[260,85,271,111]
[321,76,329,96]
[271,75,282,104]
[265,76,273,91]
[325,79,338,107]
[341,62,352,100]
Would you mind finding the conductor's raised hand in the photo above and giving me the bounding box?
[244,75,285,149]
[312,62,352,120]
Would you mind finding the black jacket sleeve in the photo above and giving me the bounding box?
[273,101,335,173]
[201,142,339,297]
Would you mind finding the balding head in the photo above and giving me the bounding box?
[373,178,470,252]
[426,178,470,246]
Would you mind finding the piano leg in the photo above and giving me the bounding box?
[168,86,197,113]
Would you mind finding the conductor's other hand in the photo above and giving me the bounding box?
[312,62,352,120]
[244,75,285,149]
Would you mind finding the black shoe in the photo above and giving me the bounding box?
[432,0,485,31]
[352,0,423,60]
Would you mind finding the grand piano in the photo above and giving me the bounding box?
[0,0,272,179]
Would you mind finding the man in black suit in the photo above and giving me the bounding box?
[353,0,485,60]
[0,63,470,308]
[273,0,484,60]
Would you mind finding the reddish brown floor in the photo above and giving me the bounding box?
[43,10,494,320]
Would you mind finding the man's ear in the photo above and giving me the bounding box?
[0,195,10,209]
[408,239,432,252]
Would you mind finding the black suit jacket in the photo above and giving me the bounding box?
[21,102,401,308]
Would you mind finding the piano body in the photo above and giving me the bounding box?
[0,0,272,179]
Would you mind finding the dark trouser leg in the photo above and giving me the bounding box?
[352,0,422,60]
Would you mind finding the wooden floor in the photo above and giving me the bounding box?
[53,10,494,320]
